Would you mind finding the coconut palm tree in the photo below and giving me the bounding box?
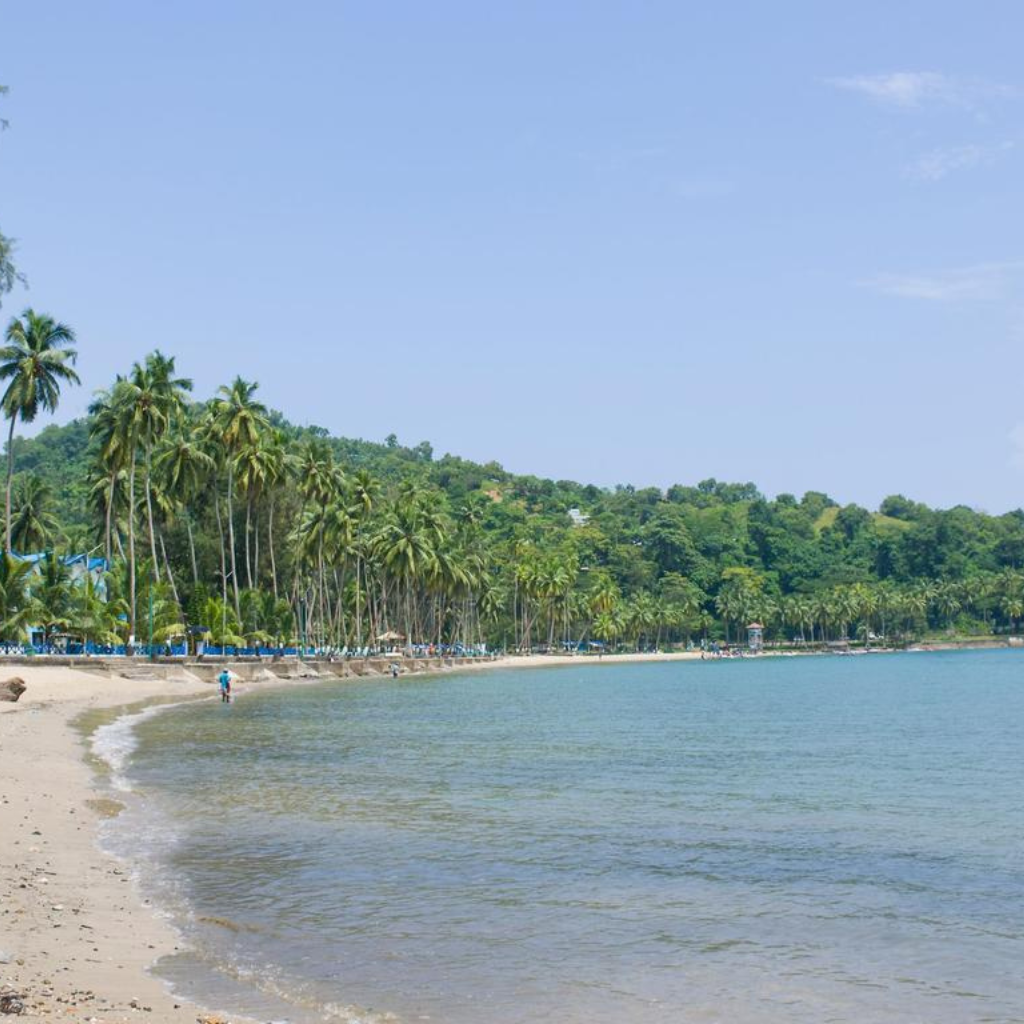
[593,607,623,651]
[128,352,193,584]
[108,354,191,639]
[234,429,282,590]
[88,381,131,568]
[10,475,59,552]
[0,310,79,553]
[34,551,73,644]
[0,553,35,641]
[373,487,436,644]
[260,429,290,599]
[0,230,27,309]
[154,425,215,585]
[70,573,121,649]
[349,469,380,643]
[935,581,962,630]
[210,378,268,616]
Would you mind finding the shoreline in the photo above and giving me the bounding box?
[2,643,1020,1023]
[0,654,710,1024]
[0,666,220,1024]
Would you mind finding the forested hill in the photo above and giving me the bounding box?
[11,404,1024,650]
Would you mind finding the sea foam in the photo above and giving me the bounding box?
[92,700,203,790]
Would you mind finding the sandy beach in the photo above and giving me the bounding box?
[0,665,226,1024]
[0,652,706,1024]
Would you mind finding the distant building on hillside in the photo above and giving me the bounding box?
[567,508,590,528]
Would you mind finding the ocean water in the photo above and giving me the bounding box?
[100,651,1024,1023]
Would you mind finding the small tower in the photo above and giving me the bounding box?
[747,622,764,651]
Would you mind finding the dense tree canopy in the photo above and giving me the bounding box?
[4,344,1024,651]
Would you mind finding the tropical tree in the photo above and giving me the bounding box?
[33,551,73,642]
[0,230,26,308]
[70,573,121,648]
[0,554,35,640]
[105,354,191,639]
[154,424,215,585]
[0,310,79,553]
[10,474,59,552]
[88,382,131,567]
[202,594,244,648]
[127,352,193,583]
[593,606,623,650]
[210,378,268,616]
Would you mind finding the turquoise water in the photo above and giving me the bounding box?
[106,651,1024,1023]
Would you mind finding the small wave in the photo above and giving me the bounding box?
[91,697,211,791]
[161,950,402,1024]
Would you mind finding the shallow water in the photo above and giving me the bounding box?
[107,651,1024,1023]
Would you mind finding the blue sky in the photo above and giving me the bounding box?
[2,2,1023,511]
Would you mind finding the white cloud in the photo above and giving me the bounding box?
[904,141,1013,181]
[830,71,953,109]
[829,71,1013,112]
[863,262,1024,302]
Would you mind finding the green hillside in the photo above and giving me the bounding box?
[5,363,1024,651]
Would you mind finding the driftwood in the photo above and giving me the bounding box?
[0,678,26,703]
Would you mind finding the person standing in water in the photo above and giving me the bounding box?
[218,668,232,703]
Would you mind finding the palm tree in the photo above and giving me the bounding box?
[0,230,27,308]
[109,353,191,640]
[811,590,833,643]
[70,573,121,649]
[0,310,79,553]
[155,425,214,585]
[0,554,35,640]
[211,378,268,616]
[593,607,622,651]
[260,430,290,599]
[627,590,658,651]
[128,352,193,584]
[34,551,73,644]
[10,475,59,552]
[234,430,281,590]
[935,581,962,630]
[373,487,436,645]
[89,381,131,568]
[350,469,380,642]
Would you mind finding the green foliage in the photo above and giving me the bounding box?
[2,356,1024,651]
[0,555,35,639]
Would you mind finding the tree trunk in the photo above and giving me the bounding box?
[215,490,227,608]
[226,464,240,616]
[268,497,278,598]
[105,468,116,569]
[253,503,260,588]
[244,493,253,590]
[4,415,15,555]
[160,531,180,609]
[128,450,138,642]
[186,514,198,585]
[145,445,161,583]
[354,554,362,645]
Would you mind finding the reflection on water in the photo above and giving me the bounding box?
[110,651,1024,1023]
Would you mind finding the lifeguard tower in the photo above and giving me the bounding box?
[747,622,764,651]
